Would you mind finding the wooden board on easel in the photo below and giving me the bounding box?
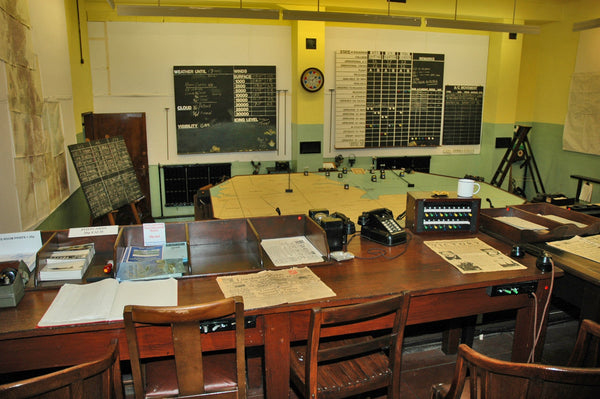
[68,137,144,225]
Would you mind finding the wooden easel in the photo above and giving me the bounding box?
[106,200,142,225]
[91,197,145,226]
[490,125,545,196]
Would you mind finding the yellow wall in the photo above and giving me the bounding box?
[291,21,325,125]
[64,0,94,137]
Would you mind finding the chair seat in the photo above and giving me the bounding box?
[291,337,392,398]
[144,352,238,398]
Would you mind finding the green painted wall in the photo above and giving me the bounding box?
[35,189,91,230]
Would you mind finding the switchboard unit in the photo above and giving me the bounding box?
[406,191,480,233]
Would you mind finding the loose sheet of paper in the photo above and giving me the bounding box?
[580,182,593,202]
[0,231,42,271]
[494,216,548,231]
[260,236,325,267]
[424,238,527,274]
[547,235,600,263]
[538,214,588,228]
[217,267,336,309]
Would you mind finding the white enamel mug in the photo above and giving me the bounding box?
[457,178,481,197]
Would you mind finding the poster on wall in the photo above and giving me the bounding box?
[173,65,277,154]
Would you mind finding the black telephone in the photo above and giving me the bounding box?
[358,208,407,246]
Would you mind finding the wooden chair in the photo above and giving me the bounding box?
[290,293,411,399]
[431,331,600,398]
[123,296,246,398]
[0,339,123,399]
[567,318,600,368]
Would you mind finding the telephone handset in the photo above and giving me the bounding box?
[358,208,407,246]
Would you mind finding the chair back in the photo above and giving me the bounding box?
[0,340,123,399]
[568,319,600,368]
[303,293,410,398]
[123,296,246,398]
[442,343,600,399]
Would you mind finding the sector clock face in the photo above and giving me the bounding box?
[301,68,324,92]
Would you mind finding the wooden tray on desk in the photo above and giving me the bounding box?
[33,230,117,289]
[187,218,262,275]
[248,214,330,269]
[114,222,190,277]
[513,203,600,227]
[480,204,600,244]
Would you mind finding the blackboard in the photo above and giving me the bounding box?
[68,137,143,219]
[442,85,484,145]
[173,65,277,154]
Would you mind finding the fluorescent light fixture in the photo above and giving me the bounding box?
[117,5,280,20]
[573,18,600,32]
[282,10,421,27]
[426,18,540,34]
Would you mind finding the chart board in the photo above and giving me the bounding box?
[335,50,482,149]
[442,85,484,145]
[68,137,143,219]
[174,65,277,154]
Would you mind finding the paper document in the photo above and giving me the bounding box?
[547,235,600,263]
[425,238,527,274]
[217,267,336,309]
[580,182,593,202]
[494,216,548,231]
[538,214,588,228]
[260,236,325,267]
[0,231,42,271]
[37,278,178,327]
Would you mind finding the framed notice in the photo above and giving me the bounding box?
[68,137,143,219]
[173,65,277,154]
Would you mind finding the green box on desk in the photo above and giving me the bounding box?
[0,261,26,308]
[0,277,24,308]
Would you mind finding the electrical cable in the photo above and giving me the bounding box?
[527,258,555,363]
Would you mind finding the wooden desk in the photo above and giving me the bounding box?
[534,244,600,323]
[0,232,555,398]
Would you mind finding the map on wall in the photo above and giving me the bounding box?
[335,50,483,149]
[68,137,143,219]
[173,65,277,154]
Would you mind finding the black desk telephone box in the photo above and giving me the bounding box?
[358,208,407,246]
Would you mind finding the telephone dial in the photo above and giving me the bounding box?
[358,208,407,246]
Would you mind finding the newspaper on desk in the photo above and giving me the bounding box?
[546,234,600,263]
[216,267,336,309]
[424,238,527,274]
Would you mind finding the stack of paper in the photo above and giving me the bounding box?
[40,243,95,281]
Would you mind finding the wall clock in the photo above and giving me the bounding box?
[301,67,324,92]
